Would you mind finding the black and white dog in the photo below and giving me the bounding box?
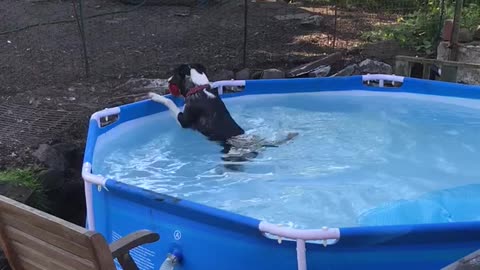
[148,64,298,167]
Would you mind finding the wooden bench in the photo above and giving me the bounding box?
[0,195,160,270]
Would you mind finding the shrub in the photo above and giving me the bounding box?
[361,1,480,55]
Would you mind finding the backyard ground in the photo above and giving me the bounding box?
[0,0,416,169]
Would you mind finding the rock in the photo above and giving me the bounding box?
[308,65,331,77]
[0,183,34,204]
[37,169,65,191]
[358,59,393,74]
[33,144,66,171]
[474,26,480,41]
[436,41,451,60]
[235,68,250,80]
[53,142,83,171]
[361,40,415,66]
[331,64,360,77]
[458,28,473,43]
[33,143,83,172]
[287,52,342,77]
[274,13,310,21]
[261,69,285,79]
[251,70,263,79]
[300,15,323,27]
[455,68,480,85]
[211,69,235,81]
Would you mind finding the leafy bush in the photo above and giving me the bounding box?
[361,2,480,55]
[0,169,39,189]
[461,3,480,30]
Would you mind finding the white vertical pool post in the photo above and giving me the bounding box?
[82,162,107,231]
[296,239,307,270]
[84,181,95,230]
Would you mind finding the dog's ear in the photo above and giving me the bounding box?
[178,64,191,77]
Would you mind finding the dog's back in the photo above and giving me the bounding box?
[184,87,244,142]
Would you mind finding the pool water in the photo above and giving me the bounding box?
[93,91,480,229]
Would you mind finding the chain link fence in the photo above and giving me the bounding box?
[0,0,86,93]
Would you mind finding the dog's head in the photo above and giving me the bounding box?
[168,64,210,97]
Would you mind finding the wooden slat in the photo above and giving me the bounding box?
[0,211,92,259]
[88,233,117,270]
[19,257,47,270]
[0,196,88,236]
[0,206,91,247]
[0,221,23,270]
[4,225,95,270]
[12,241,80,270]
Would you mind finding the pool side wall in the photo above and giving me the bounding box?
[83,75,480,270]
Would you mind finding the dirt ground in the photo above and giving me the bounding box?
[0,0,416,169]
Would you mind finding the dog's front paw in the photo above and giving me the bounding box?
[148,92,160,99]
[149,92,168,104]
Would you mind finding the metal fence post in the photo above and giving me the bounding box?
[449,0,464,61]
[73,0,90,77]
[243,0,248,68]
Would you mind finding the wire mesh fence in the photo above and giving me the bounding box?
[0,0,86,92]
[1,0,472,93]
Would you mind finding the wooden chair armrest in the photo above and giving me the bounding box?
[109,229,160,259]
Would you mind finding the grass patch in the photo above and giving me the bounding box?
[0,169,49,211]
[0,169,40,189]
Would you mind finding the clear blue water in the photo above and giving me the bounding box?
[93,91,480,229]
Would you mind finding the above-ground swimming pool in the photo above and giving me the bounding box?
[83,75,480,270]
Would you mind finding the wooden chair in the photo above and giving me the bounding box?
[0,195,160,270]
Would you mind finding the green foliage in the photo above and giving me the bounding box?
[0,169,49,211]
[461,3,480,30]
[361,2,480,55]
[0,169,39,189]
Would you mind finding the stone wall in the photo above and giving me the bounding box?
[437,41,480,85]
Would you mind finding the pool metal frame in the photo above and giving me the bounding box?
[82,74,480,270]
